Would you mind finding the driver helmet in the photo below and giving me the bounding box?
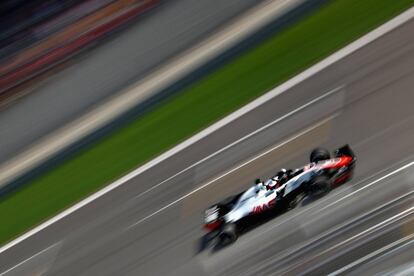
[265,168,287,190]
[274,168,289,185]
[265,178,278,190]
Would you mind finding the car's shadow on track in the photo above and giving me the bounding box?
[196,192,327,254]
[198,210,288,254]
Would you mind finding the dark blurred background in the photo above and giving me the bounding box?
[0,0,158,99]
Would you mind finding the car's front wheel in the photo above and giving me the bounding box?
[219,223,238,245]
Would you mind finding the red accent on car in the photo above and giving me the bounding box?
[204,220,222,231]
[268,198,276,206]
[252,201,274,214]
[321,156,353,169]
[333,171,353,186]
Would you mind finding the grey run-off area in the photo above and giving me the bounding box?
[1,7,414,276]
[0,0,267,164]
[0,0,314,189]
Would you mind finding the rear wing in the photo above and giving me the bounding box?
[334,144,356,161]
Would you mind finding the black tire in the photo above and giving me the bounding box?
[219,223,238,245]
[310,147,331,163]
[309,175,331,195]
[287,193,305,210]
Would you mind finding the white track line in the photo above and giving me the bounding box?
[313,206,414,261]
[329,233,414,276]
[287,206,414,275]
[241,160,414,244]
[1,5,414,255]
[245,190,414,276]
[320,162,414,212]
[0,243,59,275]
[133,85,343,200]
[0,0,302,187]
[127,116,335,229]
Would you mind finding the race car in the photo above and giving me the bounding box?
[203,145,356,245]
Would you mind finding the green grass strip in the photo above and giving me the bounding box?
[1,0,413,246]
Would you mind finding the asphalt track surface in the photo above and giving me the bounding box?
[0,0,265,164]
[2,13,414,276]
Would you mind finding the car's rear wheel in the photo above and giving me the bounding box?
[219,223,238,245]
[287,193,305,210]
[310,147,331,163]
[309,175,331,195]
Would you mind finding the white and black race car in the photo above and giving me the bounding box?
[203,145,356,245]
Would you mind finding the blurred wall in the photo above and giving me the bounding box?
[0,0,159,98]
